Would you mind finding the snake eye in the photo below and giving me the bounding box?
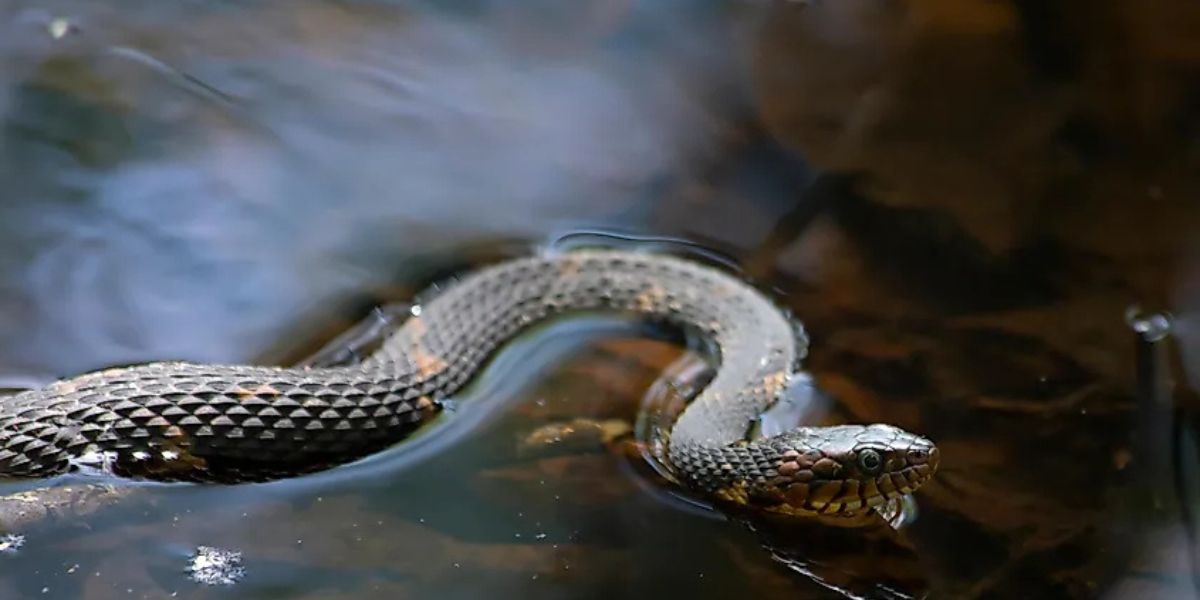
[857,449,883,474]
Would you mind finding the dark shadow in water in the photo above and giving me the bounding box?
[746,173,1066,313]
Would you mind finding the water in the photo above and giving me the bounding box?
[0,0,1198,598]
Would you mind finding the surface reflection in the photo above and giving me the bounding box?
[0,0,1197,598]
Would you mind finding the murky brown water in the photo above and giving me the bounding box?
[0,1,1198,598]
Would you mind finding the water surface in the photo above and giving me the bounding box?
[1,1,1199,598]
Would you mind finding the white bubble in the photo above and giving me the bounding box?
[187,546,245,586]
[0,534,26,554]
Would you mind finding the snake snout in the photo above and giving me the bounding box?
[867,426,939,502]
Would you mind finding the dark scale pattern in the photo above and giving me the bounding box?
[0,251,937,514]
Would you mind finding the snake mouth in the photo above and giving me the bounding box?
[782,468,935,517]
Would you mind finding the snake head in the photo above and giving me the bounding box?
[756,424,939,519]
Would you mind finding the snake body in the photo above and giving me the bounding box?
[0,251,937,519]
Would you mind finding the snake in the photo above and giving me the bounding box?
[0,250,938,521]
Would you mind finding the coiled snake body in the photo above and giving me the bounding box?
[0,251,937,520]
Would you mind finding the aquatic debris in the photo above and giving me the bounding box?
[0,534,25,554]
[518,418,631,456]
[187,546,245,586]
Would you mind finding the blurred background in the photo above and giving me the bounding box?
[0,0,1197,598]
